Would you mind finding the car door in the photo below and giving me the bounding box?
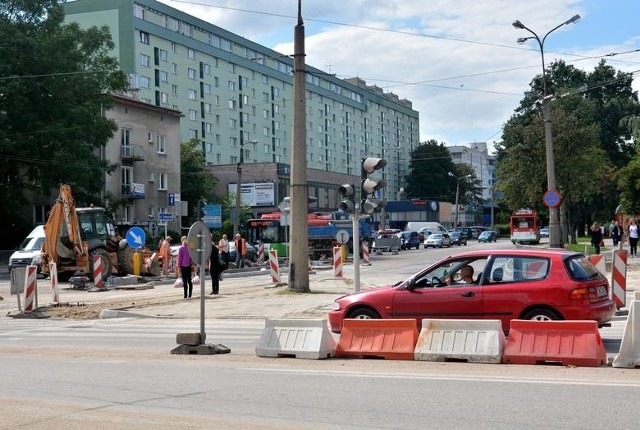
[391,264,483,321]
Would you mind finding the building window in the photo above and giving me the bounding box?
[134,4,144,19]
[160,92,169,104]
[228,99,236,110]
[140,54,149,67]
[222,40,232,52]
[263,127,269,136]
[159,49,168,61]
[203,83,211,94]
[171,84,178,96]
[139,76,150,88]
[172,63,177,74]
[228,81,236,92]
[147,131,154,143]
[139,31,149,44]
[228,118,236,128]
[262,74,268,84]
[189,109,197,121]
[158,173,168,190]
[205,123,213,134]
[187,68,196,80]
[203,102,212,113]
[203,63,211,75]
[187,48,195,59]
[230,136,237,147]
[159,71,169,83]
[157,135,166,154]
[188,89,196,100]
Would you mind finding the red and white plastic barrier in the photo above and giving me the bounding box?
[258,242,265,261]
[333,246,343,278]
[93,255,104,289]
[362,241,371,266]
[611,249,627,309]
[588,254,605,275]
[269,249,280,283]
[49,262,59,303]
[23,265,37,312]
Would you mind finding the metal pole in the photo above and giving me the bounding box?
[288,1,309,292]
[199,232,206,344]
[513,15,580,248]
[353,214,361,292]
[454,180,460,228]
[234,161,242,237]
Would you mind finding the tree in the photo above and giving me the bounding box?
[450,163,484,208]
[496,60,639,242]
[0,0,128,243]
[405,140,457,201]
[180,139,217,225]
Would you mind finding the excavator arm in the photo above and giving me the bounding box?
[43,184,85,264]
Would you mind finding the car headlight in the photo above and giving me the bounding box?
[331,302,341,311]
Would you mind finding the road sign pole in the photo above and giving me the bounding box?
[353,214,361,293]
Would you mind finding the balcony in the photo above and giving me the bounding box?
[120,144,145,161]
[121,183,146,199]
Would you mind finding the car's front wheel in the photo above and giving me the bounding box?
[522,308,562,321]
[348,307,380,320]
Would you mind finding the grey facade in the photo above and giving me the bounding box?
[106,94,182,234]
[64,0,420,210]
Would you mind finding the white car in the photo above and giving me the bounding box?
[424,233,452,248]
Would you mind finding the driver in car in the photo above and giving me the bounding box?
[446,265,475,285]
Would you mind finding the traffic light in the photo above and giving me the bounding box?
[338,183,356,213]
[360,157,387,214]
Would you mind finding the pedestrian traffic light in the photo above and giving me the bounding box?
[360,157,387,214]
[338,183,356,213]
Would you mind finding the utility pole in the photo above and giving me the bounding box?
[288,0,309,292]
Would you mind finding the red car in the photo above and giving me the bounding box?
[328,249,615,333]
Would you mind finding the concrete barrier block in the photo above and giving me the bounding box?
[176,332,202,346]
[613,300,640,368]
[414,319,505,364]
[255,319,336,359]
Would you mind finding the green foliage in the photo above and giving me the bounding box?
[0,0,128,243]
[180,139,217,224]
[496,60,639,227]
[405,140,457,200]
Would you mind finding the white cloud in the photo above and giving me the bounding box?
[159,0,640,146]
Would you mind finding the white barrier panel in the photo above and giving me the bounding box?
[415,319,506,364]
[588,254,605,275]
[269,249,280,283]
[613,300,640,368]
[23,265,37,313]
[49,262,59,303]
[255,319,336,359]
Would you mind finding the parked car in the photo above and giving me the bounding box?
[478,230,498,243]
[373,229,402,253]
[397,231,421,250]
[424,232,451,248]
[540,227,550,238]
[328,248,615,333]
[8,225,45,274]
[449,230,468,246]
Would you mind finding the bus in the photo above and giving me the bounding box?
[510,209,540,244]
[246,211,374,259]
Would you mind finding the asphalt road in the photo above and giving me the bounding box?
[1,239,640,428]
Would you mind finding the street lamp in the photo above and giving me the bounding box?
[448,172,472,228]
[513,14,580,248]
[233,139,258,236]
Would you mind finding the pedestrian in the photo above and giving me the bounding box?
[159,235,172,276]
[590,222,603,255]
[209,243,221,295]
[218,233,229,269]
[612,221,621,247]
[178,236,193,298]
[629,219,639,258]
[234,233,246,268]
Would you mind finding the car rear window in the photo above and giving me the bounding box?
[566,255,602,280]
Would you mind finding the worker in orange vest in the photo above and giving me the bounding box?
[234,233,246,268]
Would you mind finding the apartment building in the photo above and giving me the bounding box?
[64,0,420,213]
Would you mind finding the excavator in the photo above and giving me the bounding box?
[41,184,160,281]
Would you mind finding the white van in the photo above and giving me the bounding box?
[405,222,447,234]
[8,225,45,272]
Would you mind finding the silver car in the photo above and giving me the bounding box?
[424,233,452,248]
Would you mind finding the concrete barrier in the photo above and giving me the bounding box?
[503,320,607,367]
[336,319,418,360]
[414,319,505,364]
[255,319,336,359]
[613,300,640,368]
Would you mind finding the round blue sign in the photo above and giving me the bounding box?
[126,226,146,248]
[543,189,561,208]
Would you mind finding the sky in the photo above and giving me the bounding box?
[157,0,640,150]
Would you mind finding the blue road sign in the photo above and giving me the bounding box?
[543,189,561,208]
[126,226,146,248]
[158,212,173,222]
[202,204,222,228]
[168,193,175,207]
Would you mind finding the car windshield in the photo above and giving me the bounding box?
[430,234,442,239]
